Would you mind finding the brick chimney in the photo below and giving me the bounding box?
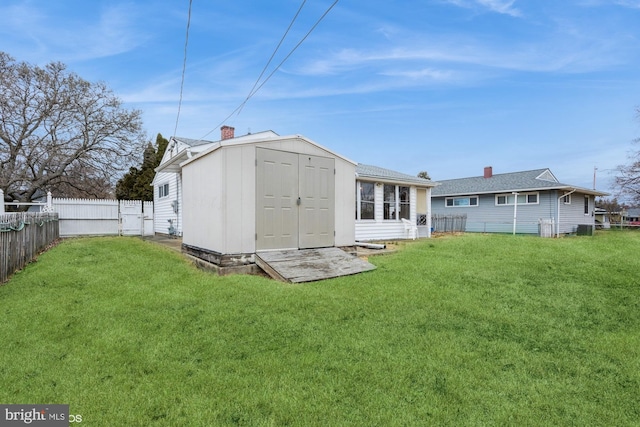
[221,125,235,140]
[484,166,493,178]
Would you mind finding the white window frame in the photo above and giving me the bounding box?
[356,181,375,221]
[562,194,571,204]
[383,184,411,220]
[495,192,539,206]
[445,196,479,208]
[158,183,170,199]
[584,195,590,216]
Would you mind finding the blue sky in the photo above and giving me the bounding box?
[2,0,640,193]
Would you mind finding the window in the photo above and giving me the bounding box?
[446,196,478,207]
[562,194,571,204]
[383,184,396,219]
[158,183,169,198]
[356,182,375,220]
[399,186,410,219]
[496,192,539,206]
[584,196,589,215]
[383,184,411,220]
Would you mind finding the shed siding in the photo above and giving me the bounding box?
[334,157,356,246]
[182,151,225,252]
[182,137,355,255]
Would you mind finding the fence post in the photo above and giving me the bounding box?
[46,191,53,212]
[0,189,4,214]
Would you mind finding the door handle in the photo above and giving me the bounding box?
[296,197,301,206]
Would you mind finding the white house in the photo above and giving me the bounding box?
[153,127,435,271]
[152,127,277,236]
[355,164,436,241]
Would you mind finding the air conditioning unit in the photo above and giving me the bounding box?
[576,224,594,236]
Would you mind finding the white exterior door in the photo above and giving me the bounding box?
[256,148,299,250]
[120,201,143,236]
[299,154,335,249]
[256,148,335,251]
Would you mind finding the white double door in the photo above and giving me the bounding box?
[256,148,335,251]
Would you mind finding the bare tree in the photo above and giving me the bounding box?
[0,52,145,205]
[614,107,640,204]
[615,143,640,204]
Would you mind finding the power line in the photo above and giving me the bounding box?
[199,0,340,141]
[172,0,193,140]
[237,0,308,116]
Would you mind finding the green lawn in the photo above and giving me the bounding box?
[1,232,639,426]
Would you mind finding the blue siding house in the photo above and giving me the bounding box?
[431,167,608,236]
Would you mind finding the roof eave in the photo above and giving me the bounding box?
[434,186,609,197]
[357,175,439,188]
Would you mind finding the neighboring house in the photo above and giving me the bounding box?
[594,207,611,229]
[355,164,437,241]
[625,208,640,224]
[431,167,608,236]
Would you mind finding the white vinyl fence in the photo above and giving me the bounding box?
[1,190,153,237]
[53,198,154,237]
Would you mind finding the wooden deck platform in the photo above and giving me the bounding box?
[255,247,376,283]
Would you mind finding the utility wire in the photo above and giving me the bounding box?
[199,0,340,141]
[172,0,193,139]
[237,0,308,116]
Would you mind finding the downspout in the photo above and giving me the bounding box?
[426,187,432,238]
[512,192,518,235]
[557,189,576,238]
[176,173,180,236]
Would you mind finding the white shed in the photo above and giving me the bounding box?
[178,130,357,270]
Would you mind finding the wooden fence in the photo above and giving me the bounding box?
[431,214,467,233]
[0,212,59,284]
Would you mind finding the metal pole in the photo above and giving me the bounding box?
[512,192,518,235]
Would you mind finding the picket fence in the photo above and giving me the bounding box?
[0,212,59,283]
[1,190,154,237]
[53,198,154,237]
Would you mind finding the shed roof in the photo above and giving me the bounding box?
[180,133,357,168]
[432,168,607,197]
[155,131,281,174]
[356,164,437,187]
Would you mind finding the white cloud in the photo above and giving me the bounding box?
[579,0,640,8]
[477,0,521,16]
[442,0,522,16]
[0,3,148,63]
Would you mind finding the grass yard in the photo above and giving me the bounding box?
[1,232,639,426]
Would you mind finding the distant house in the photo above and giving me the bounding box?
[355,164,436,241]
[431,167,608,236]
[594,207,611,229]
[625,208,640,224]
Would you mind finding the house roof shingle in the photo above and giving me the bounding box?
[432,168,607,197]
[356,164,437,187]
